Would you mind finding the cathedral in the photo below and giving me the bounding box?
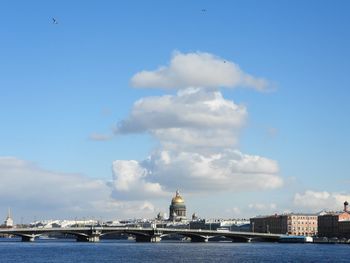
[169,190,186,221]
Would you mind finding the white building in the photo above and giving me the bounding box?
[4,209,14,228]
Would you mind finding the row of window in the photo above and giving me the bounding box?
[290,216,317,220]
[289,232,316,236]
[289,221,317,225]
[288,227,317,231]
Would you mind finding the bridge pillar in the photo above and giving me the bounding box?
[76,235,100,242]
[88,235,100,242]
[150,235,161,242]
[190,236,209,242]
[21,235,36,242]
[135,235,161,242]
[76,228,101,242]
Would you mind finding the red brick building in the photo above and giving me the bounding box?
[318,201,350,238]
[250,213,318,236]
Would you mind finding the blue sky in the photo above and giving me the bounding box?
[1,0,350,221]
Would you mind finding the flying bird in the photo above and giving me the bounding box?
[201,9,207,12]
[52,18,58,24]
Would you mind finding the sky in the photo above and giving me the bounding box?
[1,0,350,222]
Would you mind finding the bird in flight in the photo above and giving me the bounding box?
[201,9,207,12]
[52,18,58,24]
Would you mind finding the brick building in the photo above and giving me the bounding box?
[318,201,350,238]
[250,213,318,236]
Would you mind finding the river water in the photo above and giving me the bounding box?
[0,239,348,262]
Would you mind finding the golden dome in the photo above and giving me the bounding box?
[171,190,185,204]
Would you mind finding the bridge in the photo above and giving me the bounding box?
[0,227,283,243]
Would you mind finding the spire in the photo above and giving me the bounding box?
[344,201,348,212]
[176,189,180,196]
[4,208,14,227]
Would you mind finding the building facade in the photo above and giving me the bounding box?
[318,201,350,238]
[250,213,318,236]
[169,190,186,221]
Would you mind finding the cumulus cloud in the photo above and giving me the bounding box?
[111,51,282,201]
[115,88,246,151]
[0,157,155,219]
[112,87,282,197]
[111,149,282,196]
[111,160,169,200]
[131,51,270,90]
[293,190,350,212]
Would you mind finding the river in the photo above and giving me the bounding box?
[0,239,348,262]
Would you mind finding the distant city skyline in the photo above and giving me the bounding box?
[1,1,350,221]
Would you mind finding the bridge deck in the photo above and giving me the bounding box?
[0,226,283,241]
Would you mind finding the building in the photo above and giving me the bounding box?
[318,201,350,238]
[250,213,318,236]
[169,190,186,221]
[189,218,250,231]
[189,219,219,230]
[338,220,350,239]
[156,212,165,221]
[4,209,14,228]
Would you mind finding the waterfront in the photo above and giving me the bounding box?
[0,239,349,263]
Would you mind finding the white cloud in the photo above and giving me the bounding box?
[111,51,282,202]
[248,203,277,211]
[111,149,282,197]
[111,160,169,200]
[92,200,156,218]
[131,51,270,90]
[115,88,247,151]
[0,157,156,219]
[293,190,350,212]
